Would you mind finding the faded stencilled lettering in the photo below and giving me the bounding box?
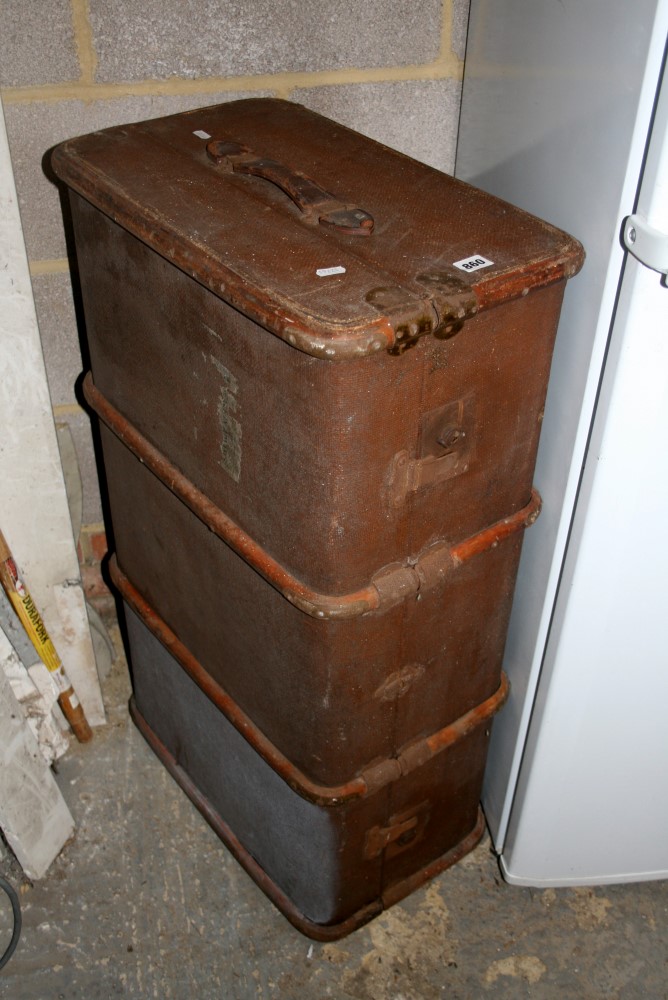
[210,356,241,482]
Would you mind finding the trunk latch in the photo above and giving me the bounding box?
[388,395,475,506]
[365,801,431,860]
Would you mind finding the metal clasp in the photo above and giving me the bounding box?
[365,802,431,860]
[388,396,475,506]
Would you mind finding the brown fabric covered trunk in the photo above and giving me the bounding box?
[52,99,583,937]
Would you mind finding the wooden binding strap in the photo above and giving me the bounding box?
[84,373,541,621]
[112,555,509,807]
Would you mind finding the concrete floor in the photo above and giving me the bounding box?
[0,623,666,1000]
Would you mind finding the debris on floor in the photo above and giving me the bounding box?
[0,622,666,999]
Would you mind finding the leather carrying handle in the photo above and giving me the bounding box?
[206,138,374,236]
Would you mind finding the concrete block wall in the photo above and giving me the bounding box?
[1,0,470,569]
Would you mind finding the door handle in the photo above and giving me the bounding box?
[623,214,668,277]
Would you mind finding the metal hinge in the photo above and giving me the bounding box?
[365,274,479,355]
[623,214,668,275]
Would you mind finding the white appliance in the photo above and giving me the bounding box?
[456,0,668,885]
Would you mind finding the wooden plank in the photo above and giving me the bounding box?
[0,97,105,727]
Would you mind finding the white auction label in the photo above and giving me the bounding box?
[316,266,346,277]
[452,254,494,273]
[193,130,211,140]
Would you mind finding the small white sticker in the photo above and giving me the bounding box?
[193,129,211,140]
[453,254,494,273]
[316,266,346,277]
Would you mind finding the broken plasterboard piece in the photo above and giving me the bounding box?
[0,626,75,879]
[1,629,69,764]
